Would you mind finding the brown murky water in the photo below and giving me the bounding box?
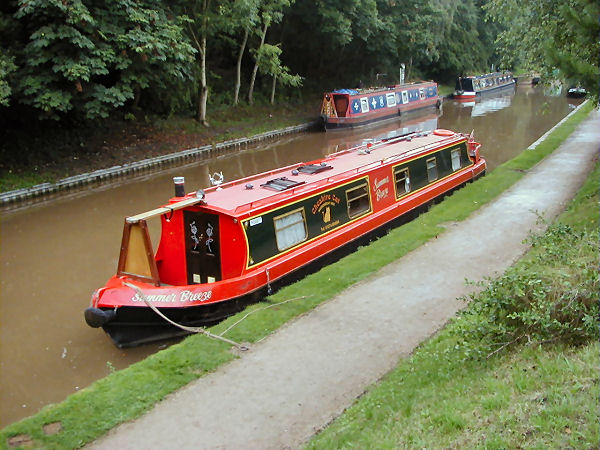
[0,86,582,427]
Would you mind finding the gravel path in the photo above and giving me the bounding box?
[89,108,599,450]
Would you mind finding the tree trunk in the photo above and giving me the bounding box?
[248,22,268,106]
[270,74,277,105]
[197,33,209,126]
[132,85,141,109]
[189,0,210,126]
[234,28,249,105]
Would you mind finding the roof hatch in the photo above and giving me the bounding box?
[296,163,333,174]
[260,177,306,191]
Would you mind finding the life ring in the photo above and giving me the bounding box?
[433,129,454,136]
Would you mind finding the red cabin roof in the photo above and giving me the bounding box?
[179,130,466,215]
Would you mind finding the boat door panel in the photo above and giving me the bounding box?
[183,211,221,284]
[333,95,349,117]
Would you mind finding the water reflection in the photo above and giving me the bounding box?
[0,87,576,427]
[320,111,440,154]
[453,88,515,117]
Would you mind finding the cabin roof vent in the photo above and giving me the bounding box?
[296,163,333,174]
[260,177,306,191]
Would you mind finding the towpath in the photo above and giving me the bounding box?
[89,108,599,450]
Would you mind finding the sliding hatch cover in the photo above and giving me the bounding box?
[183,211,221,284]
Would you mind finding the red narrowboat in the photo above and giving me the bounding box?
[85,129,486,347]
[320,81,441,131]
[453,72,516,100]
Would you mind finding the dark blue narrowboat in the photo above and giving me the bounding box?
[453,72,515,100]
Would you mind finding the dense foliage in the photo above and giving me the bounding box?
[485,0,599,100]
[0,0,497,125]
[451,222,599,359]
[0,0,596,127]
[1,0,195,120]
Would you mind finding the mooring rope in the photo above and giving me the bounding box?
[123,282,248,351]
[218,295,309,337]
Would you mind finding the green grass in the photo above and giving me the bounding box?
[0,102,594,449]
[0,171,59,192]
[306,343,598,449]
[307,160,599,449]
[155,102,319,143]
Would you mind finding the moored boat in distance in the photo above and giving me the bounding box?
[453,72,516,100]
[85,129,486,347]
[566,86,587,98]
[320,81,441,131]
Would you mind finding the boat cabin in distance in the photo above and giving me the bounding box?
[453,72,516,100]
[320,81,441,131]
[85,128,486,348]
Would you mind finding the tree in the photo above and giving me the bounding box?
[254,43,302,104]
[281,0,393,86]
[0,54,16,107]
[187,0,222,125]
[219,0,260,105]
[423,0,490,80]
[247,0,292,105]
[485,0,599,98]
[5,0,195,120]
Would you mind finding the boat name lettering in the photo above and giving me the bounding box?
[249,217,262,226]
[131,290,213,303]
[179,290,212,302]
[376,187,389,201]
[311,193,341,215]
[132,292,177,303]
[374,177,390,201]
[374,177,389,190]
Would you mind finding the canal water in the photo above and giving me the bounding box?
[0,86,582,427]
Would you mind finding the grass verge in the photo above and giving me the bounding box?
[306,160,599,449]
[0,102,594,449]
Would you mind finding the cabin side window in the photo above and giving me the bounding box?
[273,208,308,251]
[451,149,461,171]
[346,183,371,218]
[386,92,396,107]
[426,157,438,182]
[394,167,411,198]
[360,97,369,113]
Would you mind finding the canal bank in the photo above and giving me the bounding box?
[1,102,595,448]
[0,121,317,208]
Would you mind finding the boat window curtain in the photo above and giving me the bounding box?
[427,158,438,182]
[395,168,410,197]
[274,210,307,251]
[451,149,461,171]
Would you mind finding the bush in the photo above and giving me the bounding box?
[450,222,599,359]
